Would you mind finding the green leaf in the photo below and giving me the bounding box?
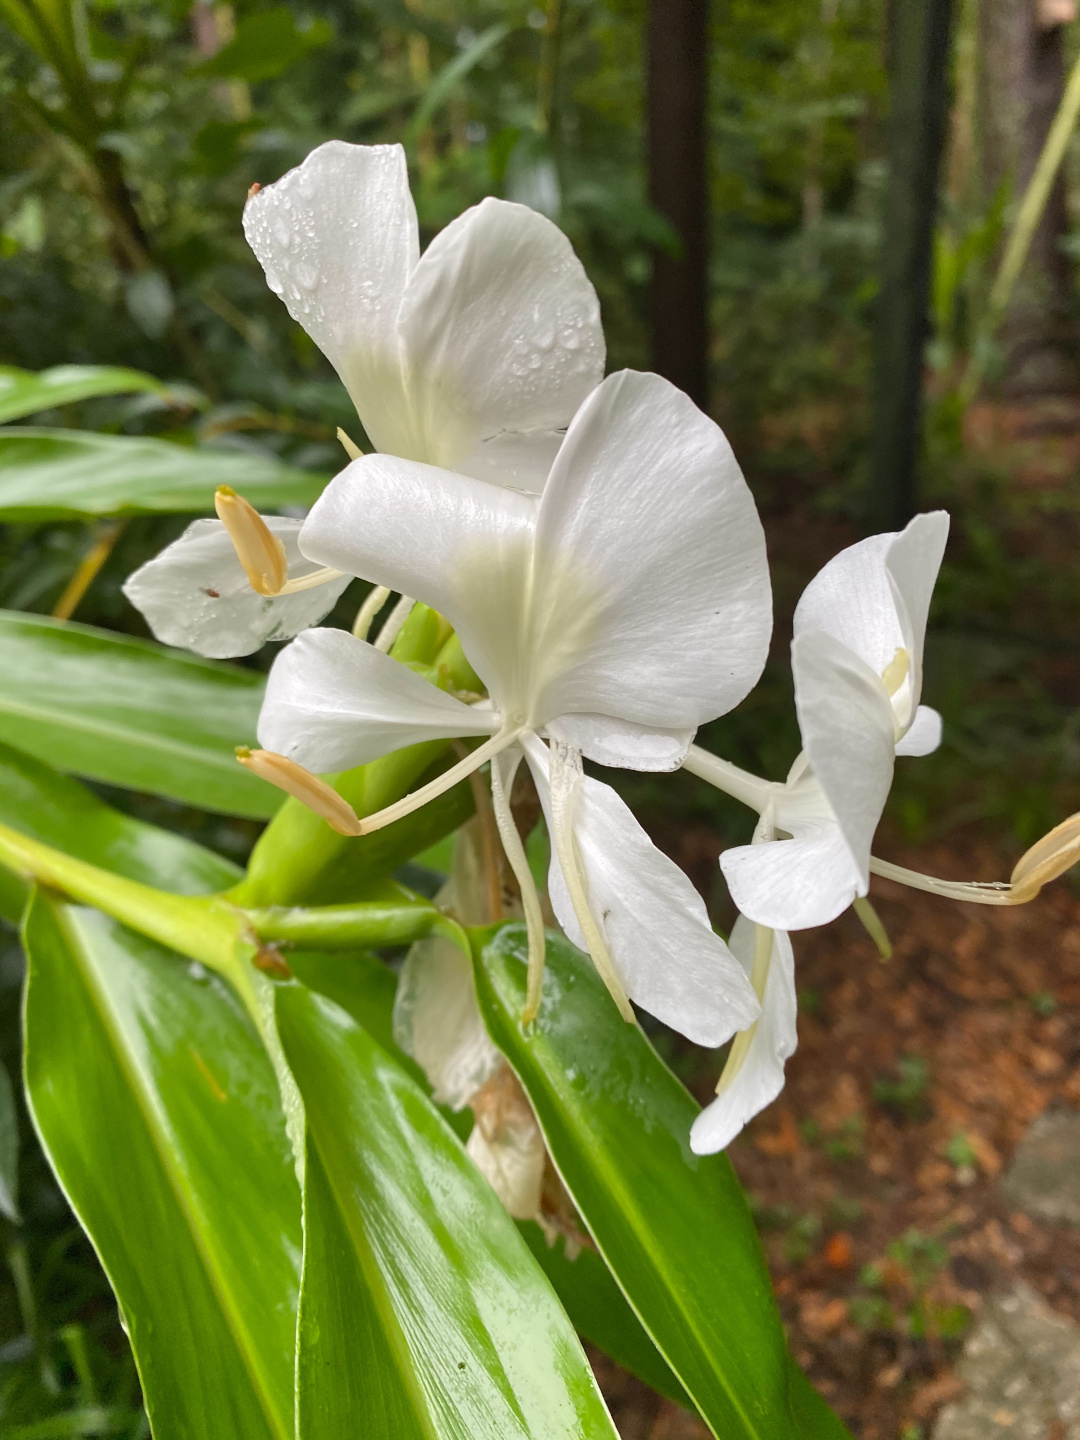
[516,1226,693,1410]
[407,22,509,139]
[285,947,693,1396]
[276,983,619,1440]
[0,429,327,522]
[0,1055,20,1223]
[471,926,852,1440]
[199,8,331,82]
[0,365,171,425]
[0,740,240,924]
[0,612,279,818]
[23,892,302,1440]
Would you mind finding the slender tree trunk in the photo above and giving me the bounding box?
[646,0,709,408]
[867,0,956,531]
[978,0,1077,393]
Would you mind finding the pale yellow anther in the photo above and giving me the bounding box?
[337,427,363,461]
[1009,810,1080,902]
[235,748,364,835]
[215,487,288,597]
[881,647,910,698]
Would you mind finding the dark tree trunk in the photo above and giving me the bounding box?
[978,0,1077,394]
[867,0,956,531]
[646,0,709,408]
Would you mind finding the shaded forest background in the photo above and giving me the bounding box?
[2,0,1080,1436]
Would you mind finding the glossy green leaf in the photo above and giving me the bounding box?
[275,983,619,1440]
[0,365,170,425]
[0,429,327,522]
[0,612,279,817]
[23,892,302,1440]
[471,926,852,1440]
[0,1055,20,1223]
[0,740,240,923]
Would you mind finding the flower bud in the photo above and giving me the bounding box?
[1009,811,1080,902]
[214,487,288,596]
[235,747,364,835]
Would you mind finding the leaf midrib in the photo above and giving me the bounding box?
[60,903,292,1440]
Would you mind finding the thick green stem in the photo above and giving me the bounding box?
[246,897,462,952]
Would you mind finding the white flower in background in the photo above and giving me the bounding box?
[124,139,605,657]
[688,916,796,1155]
[685,511,950,931]
[251,369,772,1042]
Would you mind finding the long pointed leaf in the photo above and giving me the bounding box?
[0,740,240,923]
[471,926,852,1440]
[0,612,278,817]
[23,893,302,1440]
[0,429,327,521]
[275,982,619,1440]
[0,366,171,425]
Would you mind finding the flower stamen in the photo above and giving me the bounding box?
[549,741,634,1024]
[489,748,548,1024]
[215,487,288,596]
[235,747,363,834]
[356,729,520,837]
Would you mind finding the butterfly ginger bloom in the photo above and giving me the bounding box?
[124,139,604,656]
[686,511,950,931]
[254,369,772,1041]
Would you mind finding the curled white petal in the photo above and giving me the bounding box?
[258,627,494,773]
[524,734,760,1046]
[546,713,693,772]
[894,704,942,757]
[690,918,797,1154]
[122,518,350,659]
[721,823,863,930]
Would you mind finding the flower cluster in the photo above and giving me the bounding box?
[125,141,1080,1169]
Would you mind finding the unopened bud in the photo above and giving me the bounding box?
[236,748,364,835]
[214,487,288,596]
[1009,811,1080,902]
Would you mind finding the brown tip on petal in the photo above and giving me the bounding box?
[238,749,364,836]
[1010,810,1080,901]
[247,182,261,200]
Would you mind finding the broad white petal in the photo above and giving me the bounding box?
[394,931,502,1111]
[546,713,693,772]
[895,703,942,757]
[122,518,350,659]
[689,918,797,1154]
[243,142,419,455]
[524,735,760,1046]
[258,627,493,772]
[529,370,772,730]
[793,531,902,680]
[793,629,896,890]
[455,429,566,494]
[299,454,539,703]
[396,198,604,486]
[885,511,949,724]
[721,823,863,929]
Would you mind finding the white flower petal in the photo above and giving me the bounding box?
[258,627,493,772]
[394,930,502,1111]
[545,713,693,772]
[885,511,949,722]
[523,735,760,1046]
[243,142,419,456]
[299,454,539,701]
[792,531,900,676]
[454,428,566,494]
[122,518,350,659]
[793,629,896,890]
[529,370,772,730]
[895,704,942,757]
[395,198,604,487]
[721,823,863,929]
[689,918,797,1154]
